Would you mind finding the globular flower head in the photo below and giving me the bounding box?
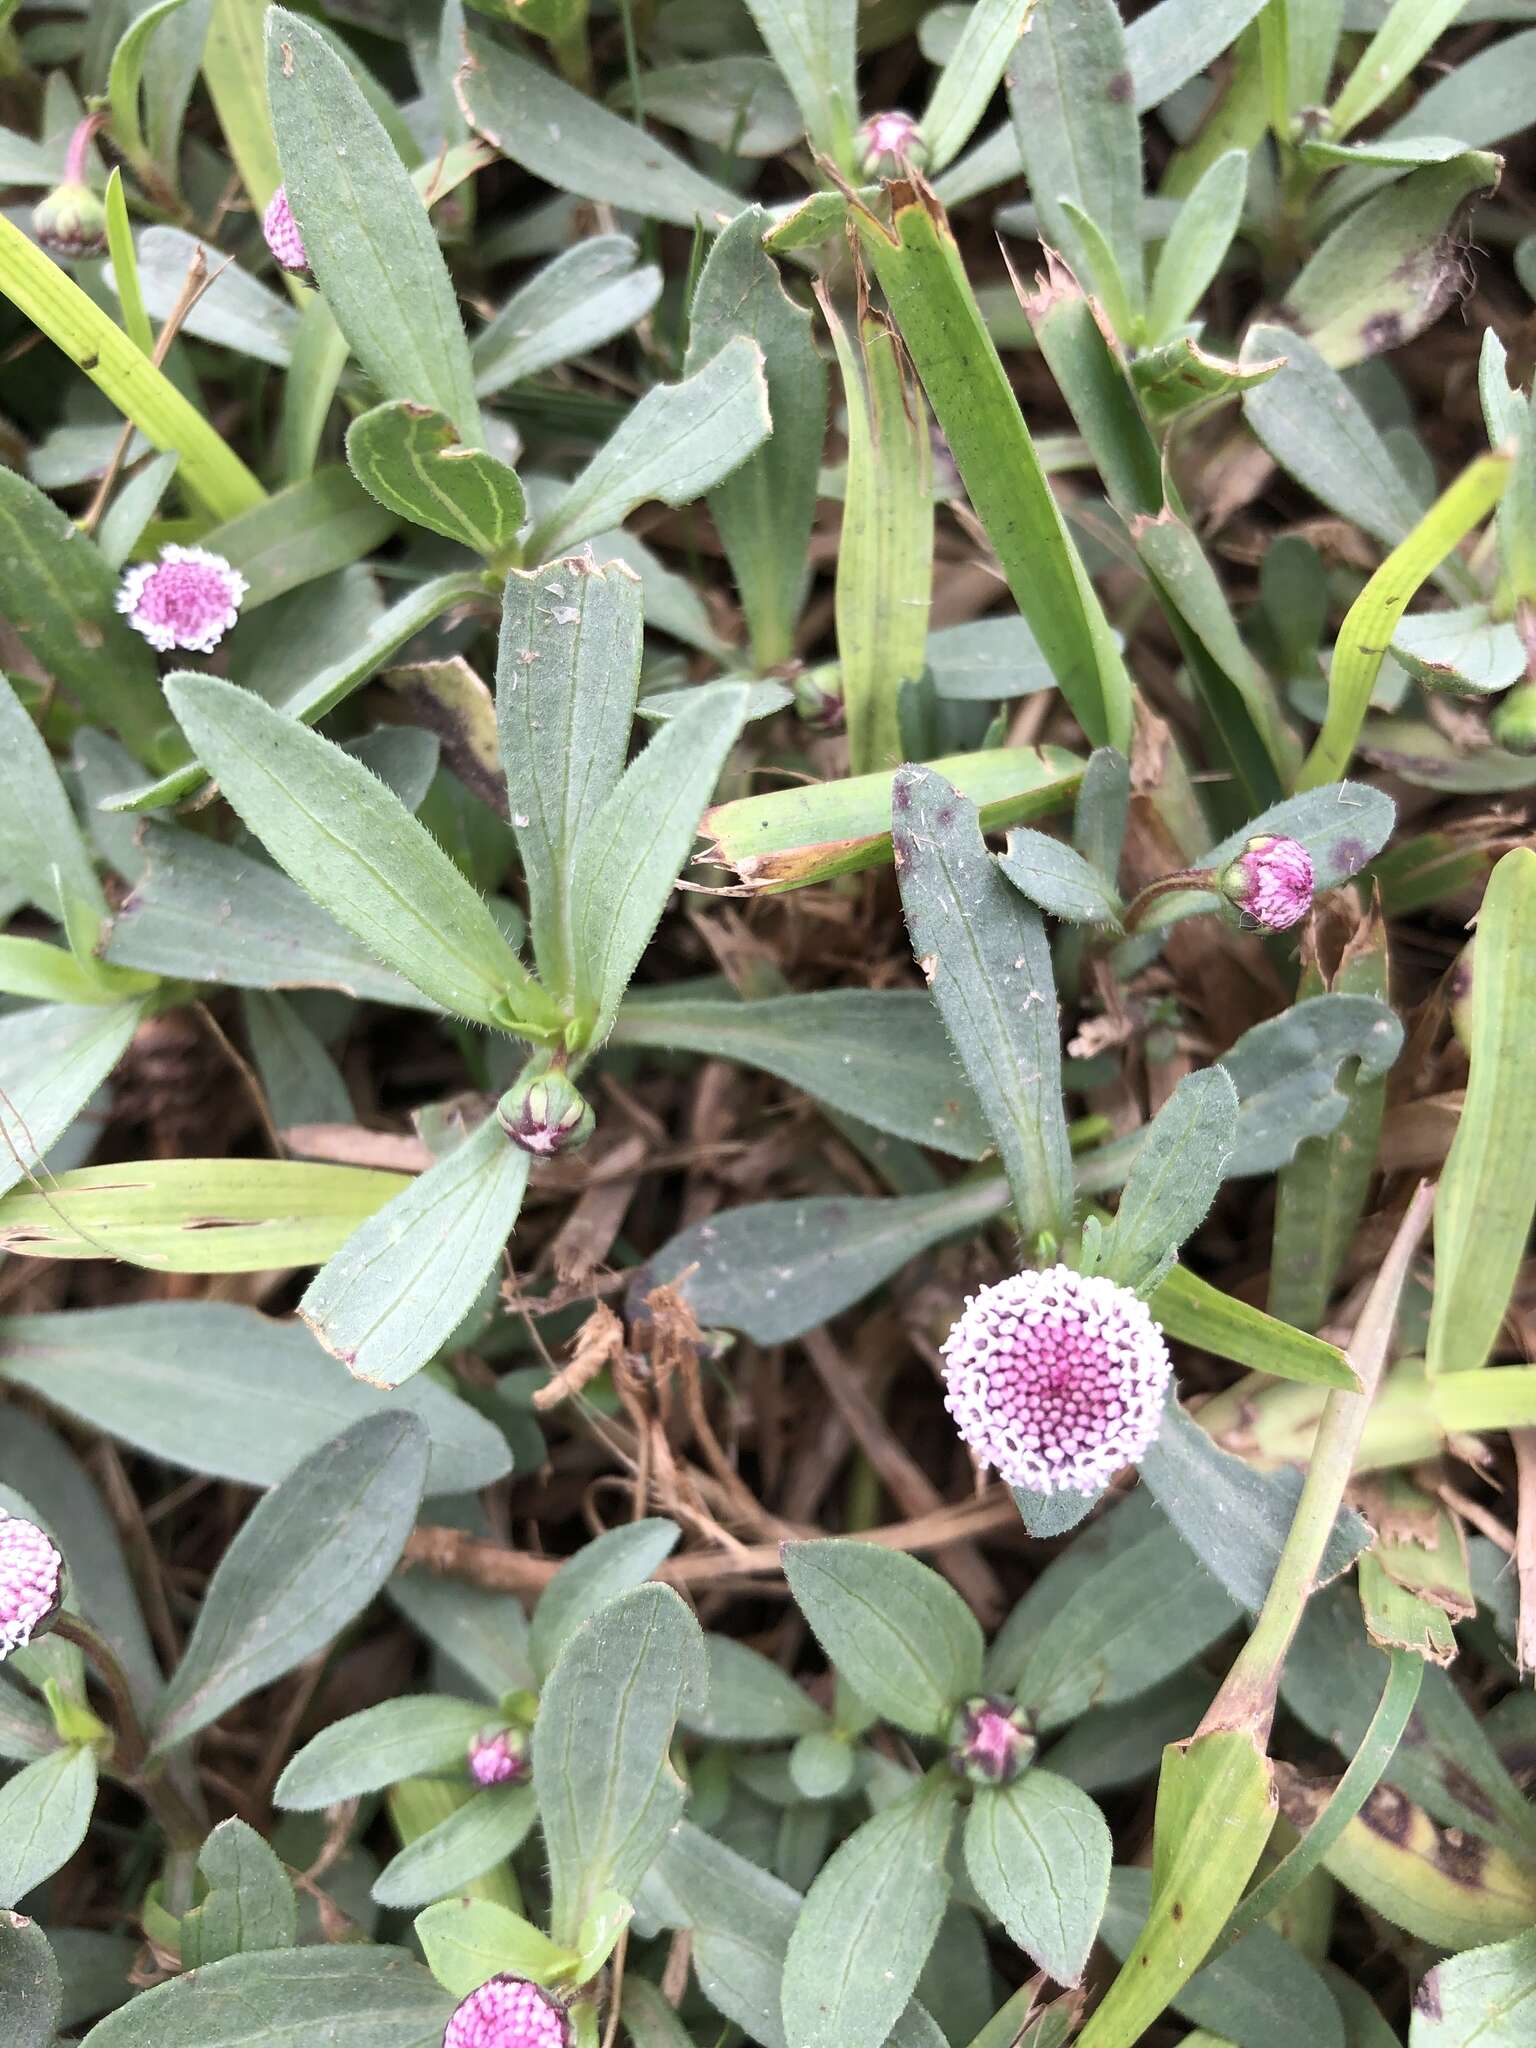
[116,545,248,655]
[33,181,108,260]
[948,1696,1036,1786]
[443,1975,570,2048]
[468,1725,530,1788]
[941,1265,1172,1495]
[262,184,311,279]
[1217,834,1314,932]
[497,1069,595,1158]
[858,110,927,177]
[0,1515,64,1658]
[792,662,845,735]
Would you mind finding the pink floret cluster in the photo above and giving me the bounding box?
[0,1514,63,1657]
[941,1265,1172,1495]
[1221,834,1315,932]
[262,184,310,276]
[444,1976,569,2048]
[116,545,248,655]
[468,1728,528,1787]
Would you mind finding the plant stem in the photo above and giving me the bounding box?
[1121,868,1215,933]
[1196,1180,1435,1747]
[53,1612,206,1851]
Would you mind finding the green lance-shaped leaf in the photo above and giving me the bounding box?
[474,236,661,398]
[1328,0,1469,140]
[0,1908,61,2048]
[126,225,298,368]
[535,1583,707,1947]
[997,824,1123,927]
[300,1112,532,1391]
[267,8,481,445]
[781,1539,983,1738]
[701,741,1083,894]
[921,0,1042,173]
[276,1695,504,1811]
[851,188,1133,750]
[179,1819,298,1969]
[1427,847,1536,1376]
[1298,452,1509,791]
[346,402,525,561]
[372,1781,538,1909]
[0,678,107,935]
[1411,1925,1536,2047]
[148,1412,429,1753]
[965,1771,1111,1985]
[529,1519,681,1684]
[782,1775,958,2048]
[1075,1732,1278,2048]
[415,1897,579,2001]
[686,209,826,674]
[892,765,1073,1243]
[1146,147,1248,341]
[0,1746,98,1908]
[456,24,743,230]
[164,675,556,1035]
[1007,0,1144,318]
[824,293,934,773]
[195,469,397,614]
[1132,333,1284,428]
[740,0,857,167]
[0,216,264,525]
[497,553,642,1002]
[527,336,771,561]
[1153,1268,1355,1390]
[76,1945,454,2047]
[1287,154,1500,370]
[568,682,753,1044]
[0,482,167,765]
[684,1635,830,1743]
[610,986,992,1159]
[1100,1068,1238,1294]
[0,999,148,1201]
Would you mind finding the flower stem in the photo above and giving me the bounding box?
[53,1611,206,1851]
[1122,868,1215,933]
[1196,1179,1435,1747]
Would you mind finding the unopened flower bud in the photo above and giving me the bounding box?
[948,1695,1036,1786]
[1448,941,1474,1053]
[262,184,311,280]
[33,181,108,260]
[858,110,927,178]
[792,662,845,735]
[1491,678,1536,755]
[497,1069,594,1158]
[0,1515,64,1659]
[444,1974,571,2048]
[1217,834,1314,932]
[468,1724,530,1788]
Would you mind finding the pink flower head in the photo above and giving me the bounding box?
[1217,834,1314,932]
[0,1515,64,1658]
[116,545,248,654]
[262,185,310,277]
[949,1696,1036,1786]
[941,1265,1172,1495]
[468,1726,529,1788]
[444,1976,570,2048]
[858,110,927,176]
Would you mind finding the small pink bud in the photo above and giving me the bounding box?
[262,185,311,278]
[497,1070,594,1158]
[1217,834,1314,932]
[0,1515,64,1659]
[858,110,927,178]
[468,1726,530,1788]
[792,662,845,735]
[949,1696,1036,1786]
[443,1975,571,2048]
[941,1265,1172,1495]
[115,545,248,655]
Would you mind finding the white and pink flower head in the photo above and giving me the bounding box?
[444,1976,570,2048]
[116,545,248,655]
[0,1514,64,1658]
[941,1265,1172,1495]
[262,185,311,278]
[467,1726,530,1788]
[858,110,927,176]
[949,1696,1036,1786]
[1217,833,1314,933]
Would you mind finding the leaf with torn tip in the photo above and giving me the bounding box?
[346,400,525,559]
